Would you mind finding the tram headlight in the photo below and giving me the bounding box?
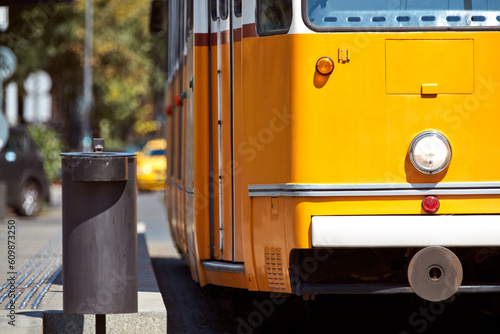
[409,131,451,175]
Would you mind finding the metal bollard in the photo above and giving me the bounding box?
[61,138,137,314]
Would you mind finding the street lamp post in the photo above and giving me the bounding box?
[82,0,93,152]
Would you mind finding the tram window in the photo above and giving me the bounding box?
[258,0,293,35]
[305,0,500,30]
[211,0,217,20]
[180,0,185,54]
[235,0,242,17]
[149,0,164,34]
[186,0,193,40]
[220,0,229,20]
[175,2,180,62]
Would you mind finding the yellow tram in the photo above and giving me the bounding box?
[162,0,500,303]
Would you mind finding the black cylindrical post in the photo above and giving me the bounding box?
[61,139,137,314]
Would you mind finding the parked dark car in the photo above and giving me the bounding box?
[0,126,50,216]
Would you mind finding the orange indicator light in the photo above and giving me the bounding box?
[316,57,334,75]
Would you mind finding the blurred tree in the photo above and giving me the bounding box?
[27,124,66,183]
[1,3,81,140]
[1,0,165,149]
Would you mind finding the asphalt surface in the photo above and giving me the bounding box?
[138,191,236,334]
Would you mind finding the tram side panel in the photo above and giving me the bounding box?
[190,1,214,286]
[241,31,294,293]
[165,79,174,240]
[233,19,244,263]
[191,40,212,287]
[184,18,198,282]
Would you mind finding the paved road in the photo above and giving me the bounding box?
[137,190,177,259]
[138,190,236,333]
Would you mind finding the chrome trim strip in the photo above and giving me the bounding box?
[248,182,500,197]
[202,261,245,274]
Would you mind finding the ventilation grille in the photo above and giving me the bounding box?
[265,247,286,291]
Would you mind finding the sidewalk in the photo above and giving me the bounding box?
[0,185,167,333]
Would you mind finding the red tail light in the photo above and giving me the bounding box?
[174,95,182,106]
[422,196,440,214]
[165,105,172,115]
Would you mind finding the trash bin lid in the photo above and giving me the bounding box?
[61,152,136,182]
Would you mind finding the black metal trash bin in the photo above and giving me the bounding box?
[61,141,137,314]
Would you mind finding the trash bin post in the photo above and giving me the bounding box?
[61,139,137,314]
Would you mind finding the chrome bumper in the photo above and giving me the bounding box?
[311,215,500,248]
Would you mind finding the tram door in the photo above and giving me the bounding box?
[210,0,242,262]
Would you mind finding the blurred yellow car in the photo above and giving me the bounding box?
[136,139,167,191]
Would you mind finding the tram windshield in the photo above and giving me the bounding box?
[305,0,500,29]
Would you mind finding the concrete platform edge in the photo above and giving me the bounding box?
[43,223,167,334]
